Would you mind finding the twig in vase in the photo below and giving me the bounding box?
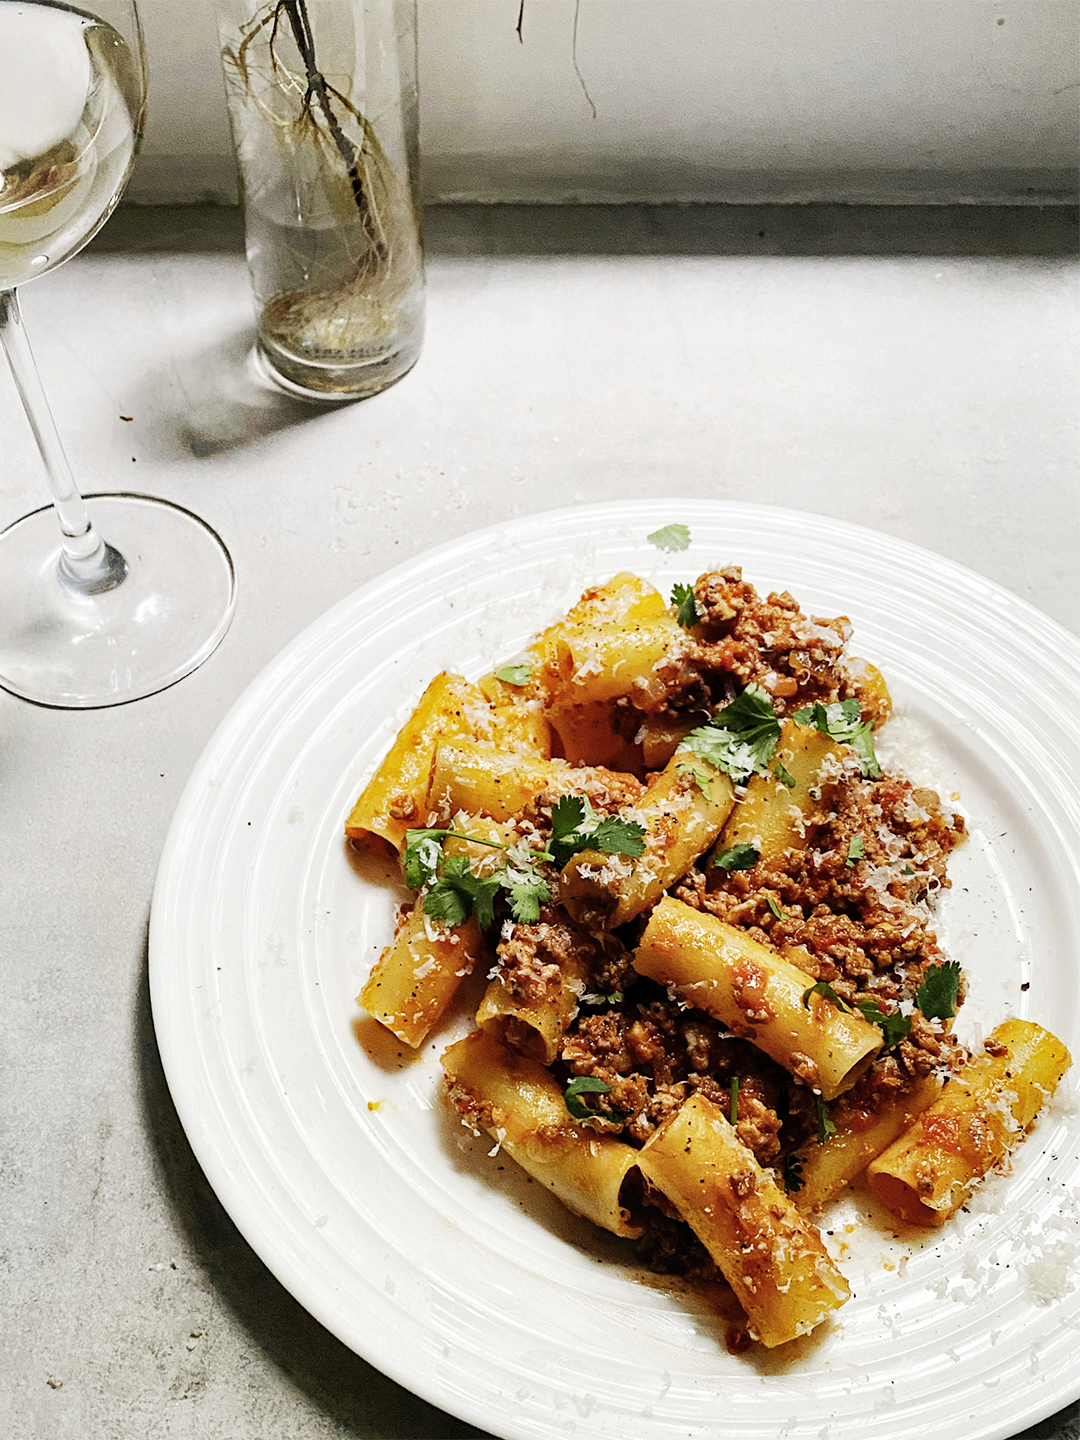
[276,0,388,259]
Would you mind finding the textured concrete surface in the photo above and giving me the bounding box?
[1,203,1077,1440]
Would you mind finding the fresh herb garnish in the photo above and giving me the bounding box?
[846,835,865,869]
[403,826,507,890]
[782,1152,805,1194]
[547,795,647,868]
[648,523,691,553]
[802,980,911,1050]
[403,828,451,890]
[856,998,912,1051]
[403,827,551,929]
[774,761,796,789]
[792,698,881,779]
[729,1074,740,1125]
[677,761,713,796]
[670,581,699,628]
[582,990,624,1007]
[424,855,503,930]
[505,868,550,924]
[766,895,789,922]
[802,980,850,1012]
[681,684,782,784]
[564,1075,616,1122]
[494,664,532,686]
[815,1095,837,1145]
[590,816,648,855]
[713,842,760,872]
[916,961,961,1020]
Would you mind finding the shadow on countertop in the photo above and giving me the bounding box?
[95,199,1079,259]
[134,949,494,1440]
[87,200,1076,459]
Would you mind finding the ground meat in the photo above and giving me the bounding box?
[532,766,645,816]
[495,910,625,1009]
[673,768,964,1014]
[558,992,790,1166]
[387,793,419,822]
[621,566,884,723]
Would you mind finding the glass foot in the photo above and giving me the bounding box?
[0,493,236,708]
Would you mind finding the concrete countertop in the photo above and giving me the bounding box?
[1,202,1077,1440]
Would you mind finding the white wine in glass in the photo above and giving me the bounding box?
[0,0,236,708]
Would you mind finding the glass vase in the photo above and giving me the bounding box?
[213,0,423,400]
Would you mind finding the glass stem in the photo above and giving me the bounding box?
[0,288,126,592]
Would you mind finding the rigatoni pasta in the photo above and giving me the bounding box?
[634,1092,850,1347]
[345,559,1070,1352]
[792,1074,943,1214]
[443,1029,643,1238]
[346,672,491,852]
[633,898,882,1100]
[560,750,735,928]
[360,904,486,1048]
[866,1019,1071,1225]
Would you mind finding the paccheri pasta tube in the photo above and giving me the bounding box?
[476,943,590,1065]
[866,1019,1071,1225]
[560,752,735,929]
[713,719,846,864]
[634,1092,850,1347]
[346,673,493,852]
[360,904,486,1048]
[633,897,882,1100]
[429,742,643,824]
[793,1075,943,1214]
[442,1029,643,1238]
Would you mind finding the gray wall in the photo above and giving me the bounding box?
[134,0,1079,205]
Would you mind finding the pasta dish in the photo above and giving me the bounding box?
[345,562,1070,1351]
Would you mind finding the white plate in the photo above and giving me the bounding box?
[150,500,1080,1440]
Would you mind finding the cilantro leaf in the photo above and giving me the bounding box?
[423,854,501,930]
[548,796,645,868]
[815,1095,837,1145]
[681,684,781,783]
[916,961,961,1020]
[793,698,881,779]
[774,761,796,789]
[647,523,691,553]
[856,998,912,1051]
[802,980,852,1012]
[507,871,550,924]
[729,1074,740,1125]
[469,877,504,931]
[846,835,865,869]
[581,990,625,1007]
[677,761,713,796]
[550,795,586,842]
[671,582,699,628]
[766,895,789,922]
[564,1076,614,1121]
[403,828,447,890]
[494,664,532,686]
[713,842,760,872]
[590,816,647,857]
[403,826,509,891]
[782,1152,805,1194]
[422,872,473,927]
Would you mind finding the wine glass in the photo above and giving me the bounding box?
[0,0,236,708]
